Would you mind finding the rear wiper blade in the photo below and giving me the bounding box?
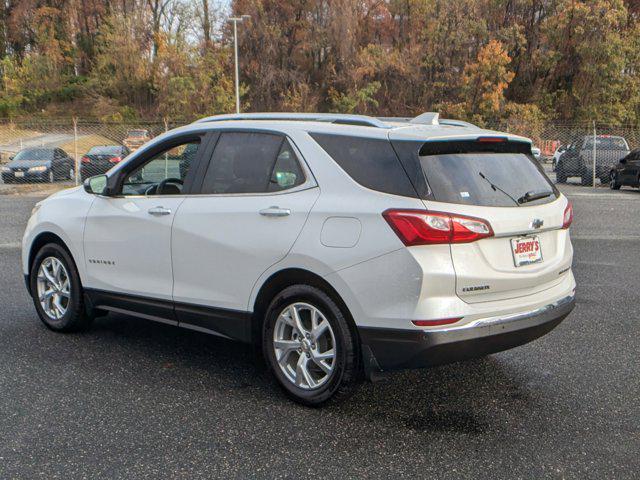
[517,190,553,204]
[478,171,519,206]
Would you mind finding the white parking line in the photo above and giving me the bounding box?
[565,192,639,199]
[0,242,20,249]
[572,235,640,241]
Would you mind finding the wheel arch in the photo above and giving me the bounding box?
[251,268,361,350]
[26,232,75,295]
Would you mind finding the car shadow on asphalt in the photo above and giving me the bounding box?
[89,312,540,436]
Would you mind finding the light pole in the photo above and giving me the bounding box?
[228,15,251,114]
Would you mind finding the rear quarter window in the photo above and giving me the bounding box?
[310,133,417,197]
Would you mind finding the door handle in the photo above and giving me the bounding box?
[148,206,172,216]
[259,206,291,217]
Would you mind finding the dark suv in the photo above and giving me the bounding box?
[556,135,629,186]
[610,149,640,190]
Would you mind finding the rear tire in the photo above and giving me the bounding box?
[609,171,621,190]
[556,166,567,183]
[30,243,92,332]
[580,170,593,186]
[262,284,360,406]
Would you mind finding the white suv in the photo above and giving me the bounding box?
[22,112,576,406]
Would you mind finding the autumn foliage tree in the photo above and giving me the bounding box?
[0,0,639,125]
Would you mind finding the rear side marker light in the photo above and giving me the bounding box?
[383,209,494,246]
[562,202,573,229]
[109,156,122,163]
[81,156,91,163]
[412,318,463,327]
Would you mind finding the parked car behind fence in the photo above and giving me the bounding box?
[80,145,130,181]
[556,135,629,186]
[1,147,75,184]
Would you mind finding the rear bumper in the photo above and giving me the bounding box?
[359,293,575,376]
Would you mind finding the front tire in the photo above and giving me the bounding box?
[556,165,567,183]
[262,285,360,406]
[30,243,92,332]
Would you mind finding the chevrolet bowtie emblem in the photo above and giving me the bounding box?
[531,219,544,229]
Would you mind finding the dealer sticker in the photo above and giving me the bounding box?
[511,236,542,267]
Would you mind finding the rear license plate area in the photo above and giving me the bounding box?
[511,236,542,267]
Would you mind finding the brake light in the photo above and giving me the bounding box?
[81,156,91,163]
[109,156,122,163]
[382,209,494,246]
[477,136,507,143]
[412,317,463,327]
[562,202,573,229]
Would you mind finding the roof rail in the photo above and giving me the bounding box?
[195,113,389,128]
[376,116,413,123]
[439,119,478,128]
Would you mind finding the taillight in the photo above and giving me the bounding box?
[382,209,494,246]
[109,156,122,163]
[81,156,91,164]
[412,317,463,327]
[562,202,573,229]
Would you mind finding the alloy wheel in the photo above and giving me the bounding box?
[36,256,71,320]
[273,302,336,390]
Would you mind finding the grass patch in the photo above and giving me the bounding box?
[0,125,42,146]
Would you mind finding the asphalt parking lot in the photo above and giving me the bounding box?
[0,185,639,479]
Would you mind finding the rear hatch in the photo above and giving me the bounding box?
[392,134,572,304]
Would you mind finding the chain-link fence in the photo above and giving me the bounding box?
[1,118,639,190]
[0,119,181,189]
[492,122,640,188]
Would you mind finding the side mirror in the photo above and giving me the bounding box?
[83,175,109,195]
[620,158,627,164]
[9,155,14,161]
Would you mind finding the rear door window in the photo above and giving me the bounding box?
[420,152,557,207]
[268,140,305,192]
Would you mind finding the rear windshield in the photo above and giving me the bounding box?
[88,146,121,155]
[583,137,627,150]
[420,153,557,207]
[128,130,147,137]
